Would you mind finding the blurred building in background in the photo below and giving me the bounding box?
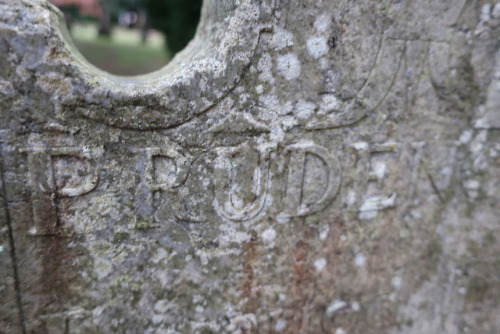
[49,0,101,17]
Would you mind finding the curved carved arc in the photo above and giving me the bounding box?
[20,146,103,198]
[277,143,342,220]
[57,174,99,198]
[37,0,273,130]
[306,38,405,130]
[49,147,102,197]
[145,147,190,190]
[212,145,273,222]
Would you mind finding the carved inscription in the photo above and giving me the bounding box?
[278,143,341,220]
[212,142,342,222]
[18,139,342,228]
[133,147,189,225]
[23,146,100,235]
[212,144,273,222]
[349,141,400,219]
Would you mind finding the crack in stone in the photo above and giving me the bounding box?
[0,138,27,334]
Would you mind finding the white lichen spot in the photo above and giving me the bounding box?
[473,154,488,172]
[354,253,366,268]
[470,131,488,153]
[227,195,244,210]
[314,258,327,271]
[0,80,14,95]
[281,115,298,130]
[256,85,264,94]
[218,226,251,246]
[319,57,330,70]
[275,319,287,332]
[391,276,403,290]
[269,27,295,50]
[307,36,329,59]
[359,209,378,220]
[372,162,387,179]
[27,227,38,236]
[319,226,330,240]
[277,53,301,80]
[262,227,277,244]
[358,193,397,220]
[463,179,481,198]
[92,306,105,317]
[259,93,280,111]
[321,94,339,110]
[154,300,170,313]
[351,301,361,312]
[326,300,348,317]
[193,295,204,304]
[239,93,250,104]
[196,250,209,266]
[269,127,286,146]
[0,245,3,253]
[474,117,494,129]
[481,3,492,22]
[279,100,294,116]
[94,258,112,280]
[151,247,169,264]
[463,179,480,190]
[152,314,164,325]
[493,3,500,18]
[346,190,357,206]
[459,130,473,144]
[257,53,275,83]
[295,100,316,119]
[314,14,331,33]
[490,145,500,158]
[335,328,347,334]
[227,314,257,332]
[352,141,369,151]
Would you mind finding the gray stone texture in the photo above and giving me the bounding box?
[0,0,499,333]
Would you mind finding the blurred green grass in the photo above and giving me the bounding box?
[71,23,170,76]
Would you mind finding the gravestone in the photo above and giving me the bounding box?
[1,0,499,333]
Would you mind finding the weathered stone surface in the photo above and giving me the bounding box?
[0,0,499,333]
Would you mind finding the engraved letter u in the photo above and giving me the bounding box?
[213,143,272,222]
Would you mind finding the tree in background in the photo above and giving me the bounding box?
[143,0,202,54]
[98,0,113,36]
